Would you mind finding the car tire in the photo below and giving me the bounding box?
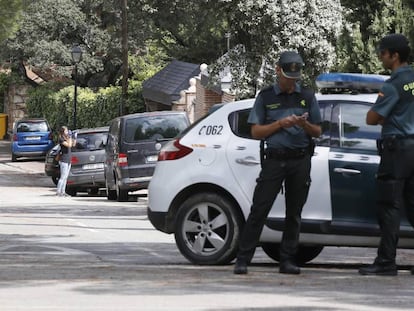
[261,243,324,265]
[174,192,243,265]
[65,188,77,197]
[106,180,117,201]
[114,175,128,202]
[11,153,17,162]
[52,176,59,186]
[116,185,128,202]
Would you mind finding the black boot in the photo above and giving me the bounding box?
[359,263,397,276]
[233,259,248,275]
[279,261,300,274]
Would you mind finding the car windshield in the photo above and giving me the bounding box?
[73,132,108,151]
[17,121,49,132]
[125,115,189,142]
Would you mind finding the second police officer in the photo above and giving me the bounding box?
[360,33,414,276]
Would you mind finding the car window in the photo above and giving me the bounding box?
[339,103,381,150]
[17,121,49,133]
[228,109,252,139]
[125,115,189,142]
[73,132,108,151]
[315,101,331,147]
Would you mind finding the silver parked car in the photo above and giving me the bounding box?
[65,126,109,196]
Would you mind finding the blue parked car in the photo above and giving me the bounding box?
[11,118,54,162]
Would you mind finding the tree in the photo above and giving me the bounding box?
[207,0,344,98]
[0,0,23,43]
[142,0,231,64]
[0,0,152,88]
[336,0,414,74]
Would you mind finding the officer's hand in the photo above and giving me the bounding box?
[296,113,309,128]
[282,115,305,128]
[280,116,296,128]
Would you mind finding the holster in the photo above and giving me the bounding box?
[377,136,398,155]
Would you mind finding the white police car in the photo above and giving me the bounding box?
[147,73,414,265]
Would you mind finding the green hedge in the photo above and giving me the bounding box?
[26,81,146,133]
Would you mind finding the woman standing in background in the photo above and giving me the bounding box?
[56,125,76,196]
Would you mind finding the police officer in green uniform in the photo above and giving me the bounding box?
[233,51,322,275]
[359,34,414,276]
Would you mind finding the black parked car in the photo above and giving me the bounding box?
[44,144,61,185]
[105,111,190,202]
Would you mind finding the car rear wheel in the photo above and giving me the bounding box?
[106,180,117,201]
[116,184,128,202]
[52,176,59,185]
[65,188,77,197]
[174,192,243,265]
[261,243,324,265]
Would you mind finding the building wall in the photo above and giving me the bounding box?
[193,77,235,121]
[145,99,170,112]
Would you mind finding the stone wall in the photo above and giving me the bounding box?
[4,83,32,134]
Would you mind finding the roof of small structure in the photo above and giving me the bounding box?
[142,60,200,106]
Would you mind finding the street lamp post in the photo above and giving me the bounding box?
[71,45,82,130]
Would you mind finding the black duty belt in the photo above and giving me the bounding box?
[265,147,308,160]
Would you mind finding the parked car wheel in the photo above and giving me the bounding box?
[11,153,17,162]
[106,180,117,201]
[174,192,243,265]
[116,177,128,202]
[261,242,324,265]
[65,188,77,197]
[52,176,59,186]
[117,186,128,202]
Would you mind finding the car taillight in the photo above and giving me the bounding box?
[158,139,193,161]
[117,153,128,167]
[71,156,79,165]
[13,134,17,141]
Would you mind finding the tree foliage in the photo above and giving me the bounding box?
[336,0,414,74]
[205,0,344,98]
[142,0,231,64]
[0,0,23,43]
[1,0,152,88]
[26,82,145,131]
[3,0,414,124]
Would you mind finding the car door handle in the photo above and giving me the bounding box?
[333,168,361,175]
[236,157,260,166]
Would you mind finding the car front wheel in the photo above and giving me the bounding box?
[261,242,324,265]
[174,192,243,265]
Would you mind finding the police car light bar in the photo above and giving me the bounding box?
[316,73,389,93]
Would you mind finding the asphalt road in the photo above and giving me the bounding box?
[1,139,414,310]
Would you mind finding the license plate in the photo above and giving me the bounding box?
[25,136,41,141]
[82,163,104,170]
[146,155,158,163]
[47,158,54,163]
